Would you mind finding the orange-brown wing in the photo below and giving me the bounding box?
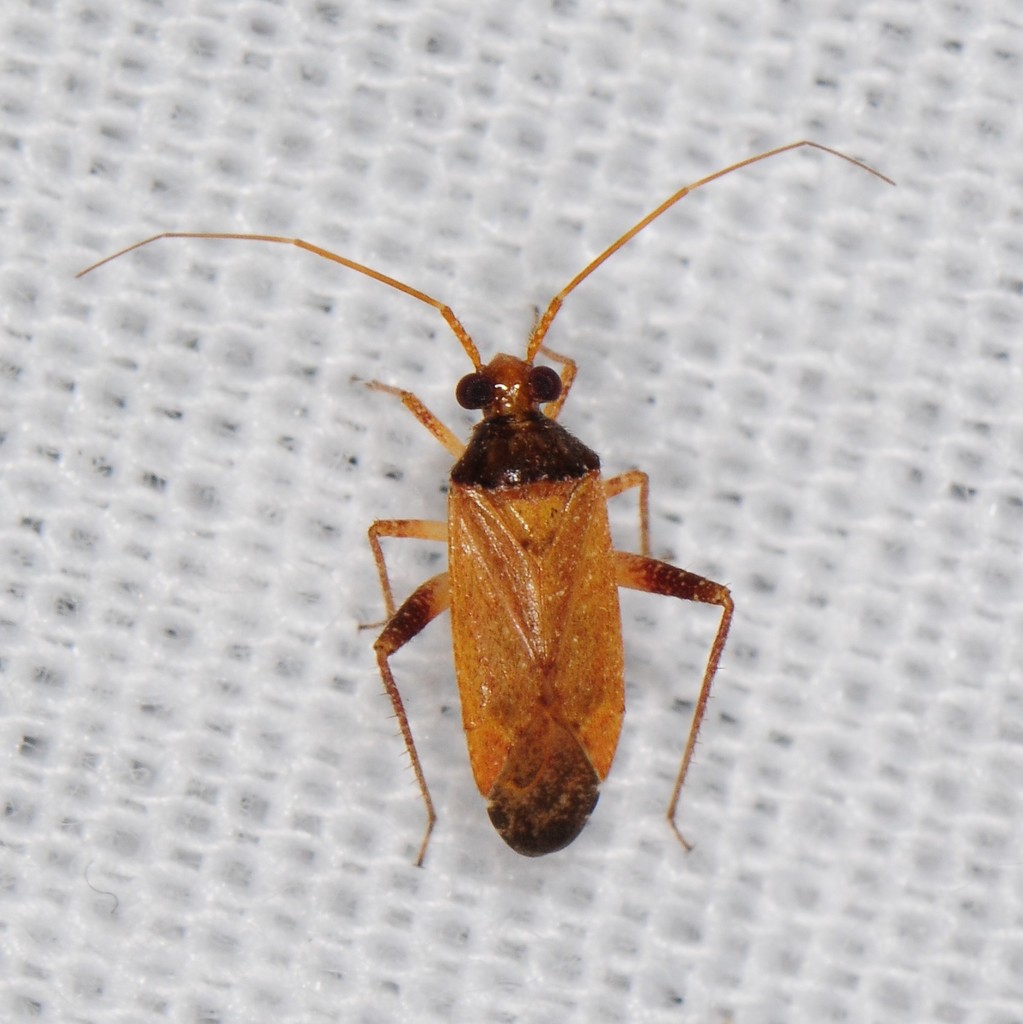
[447,470,624,798]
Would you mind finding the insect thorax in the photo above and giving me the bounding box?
[450,413,600,489]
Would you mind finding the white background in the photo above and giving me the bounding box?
[1,2,1021,1022]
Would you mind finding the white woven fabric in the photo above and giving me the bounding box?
[1,2,1020,1022]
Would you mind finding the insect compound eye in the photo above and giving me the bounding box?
[456,372,496,410]
[528,365,562,404]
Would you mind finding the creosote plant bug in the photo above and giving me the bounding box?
[78,140,893,865]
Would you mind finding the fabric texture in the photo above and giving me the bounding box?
[1,2,1020,1022]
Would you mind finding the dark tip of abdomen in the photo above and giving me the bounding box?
[488,785,599,857]
[485,715,602,857]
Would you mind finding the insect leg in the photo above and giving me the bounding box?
[368,519,448,617]
[614,550,733,851]
[603,470,651,557]
[359,380,465,457]
[374,571,452,866]
[534,344,577,420]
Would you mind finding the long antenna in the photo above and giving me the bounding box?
[77,233,484,370]
[524,140,894,362]
[78,141,892,370]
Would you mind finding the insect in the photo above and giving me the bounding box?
[78,140,893,865]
